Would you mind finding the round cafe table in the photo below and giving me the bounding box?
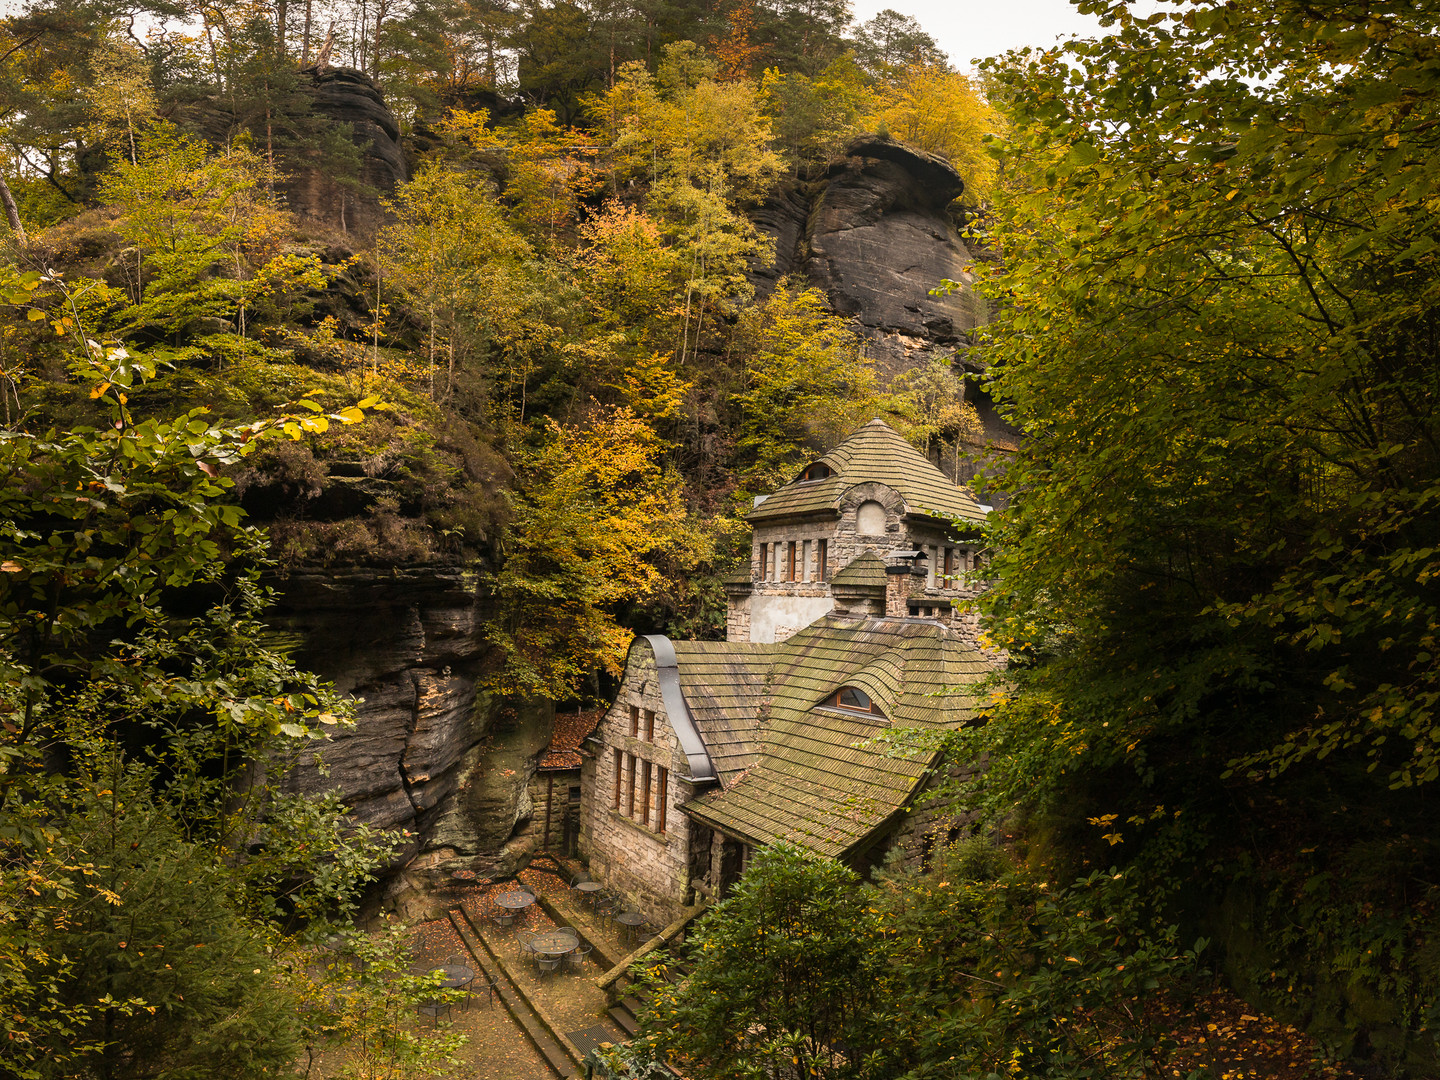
[575,880,603,907]
[494,891,535,912]
[435,963,475,989]
[616,911,645,942]
[529,930,579,958]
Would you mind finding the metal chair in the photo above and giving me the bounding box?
[566,944,593,973]
[493,910,516,931]
[478,977,501,1007]
[536,953,564,979]
[417,996,451,1023]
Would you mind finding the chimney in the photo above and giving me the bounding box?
[884,549,927,618]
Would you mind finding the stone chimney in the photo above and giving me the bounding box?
[884,549,927,618]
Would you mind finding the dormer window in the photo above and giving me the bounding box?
[826,686,884,717]
[799,462,833,482]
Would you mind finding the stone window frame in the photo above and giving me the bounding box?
[629,704,640,737]
[640,761,652,826]
[643,708,655,742]
[612,747,623,810]
[817,538,828,581]
[758,542,768,582]
[655,767,668,833]
[787,541,798,582]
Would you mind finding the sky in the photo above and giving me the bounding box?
[852,0,1109,70]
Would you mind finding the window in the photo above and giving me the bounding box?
[612,749,623,809]
[799,462,832,482]
[629,705,639,737]
[758,542,767,581]
[640,762,652,825]
[643,709,655,742]
[655,767,668,833]
[828,686,883,716]
[943,547,954,589]
[626,754,637,816]
[817,538,828,582]
[787,541,797,582]
[569,785,582,804]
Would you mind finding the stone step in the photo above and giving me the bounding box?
[448,908,582,1078]
[607,1004,639,1037]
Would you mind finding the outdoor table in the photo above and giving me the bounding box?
[616,911,645,942]
[529,930,579,958]
[435,964,474,990]
[494,891,535,912]
[575,880,603,907]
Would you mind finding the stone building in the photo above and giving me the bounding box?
[727,418,992,645]
[576,420,1000,923]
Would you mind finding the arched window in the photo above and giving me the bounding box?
[826,686,884,717]
[799,462,833,482]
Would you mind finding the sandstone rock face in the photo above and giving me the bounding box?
[283,67,409,237]
[755,136,987,347]
[267,568,551,876]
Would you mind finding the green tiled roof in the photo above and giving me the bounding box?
[829,549,886,591]
[747,419,988,528]
[680,616,990,858]
[670,641,775,784]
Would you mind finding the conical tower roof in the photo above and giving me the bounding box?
[747,419,987,529]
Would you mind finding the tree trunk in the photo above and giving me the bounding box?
[0,176,25,247]
[301,0,313,61]
[276,0,287,54]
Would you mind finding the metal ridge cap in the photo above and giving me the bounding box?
[644,634,718,783]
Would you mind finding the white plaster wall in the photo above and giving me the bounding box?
[750,593,835,643]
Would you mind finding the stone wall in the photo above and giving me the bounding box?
[579,642,697,924]
[748,483,992,648]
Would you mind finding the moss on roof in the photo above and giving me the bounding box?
[747,419,988,530]
[678,616,991,858]
[669,640,775,784]
[829,549,887,590]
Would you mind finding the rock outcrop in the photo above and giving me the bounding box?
[267,568,551,881]
[753,136,988,347]
[283,67,409,237]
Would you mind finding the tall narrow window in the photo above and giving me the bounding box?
[817,538,828,582]
[629,705,639,737]
[626,754,637,816]
[655,767,668,833]
[787,541,797,582]
[943,547,954,590]
[643,709,655,742]
[612,749,623,809]
[640,762,652,825]
[758,543,768,581]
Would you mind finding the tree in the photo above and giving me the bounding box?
[637,843,897,1080]
[758,55,874,175]
[380,154,535,401]
[587,44,784,364]
[867,63,1003,204]
[848,8,944,76]
[514,0,605,122]
[730,281,876,491]
[0,266,401,1076]
[970,0,1440,1059]
[481,404,704,697]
